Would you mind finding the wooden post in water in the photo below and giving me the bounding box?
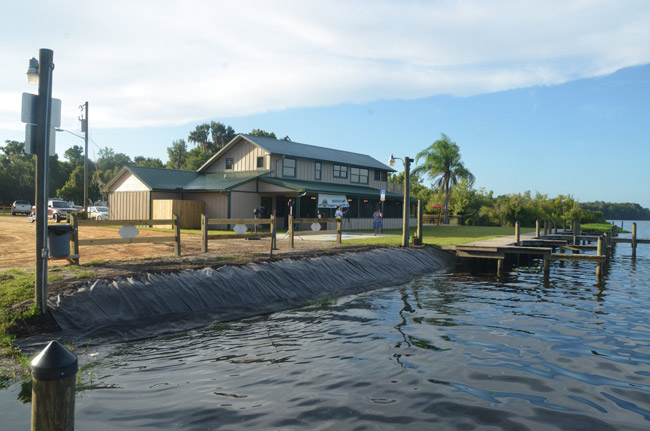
[201,214,208,253]
[289,214,294,249]
[543,255,550,274]
[497,258,503,278]
[632,222,637,258]
[515,221,520,246]
[536,220,540,239]
[572,220,578,245]
[596,236,604,282]
[543,220,548,236]
[31,340,78,431]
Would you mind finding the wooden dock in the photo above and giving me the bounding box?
[452,220,648,282]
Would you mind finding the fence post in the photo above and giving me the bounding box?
[173,213,181,257]
[289,214,294,249]
[336,216,342,244]
[70,213,80,265]
[269,215,276,256]
[201,213,207,253]
[632,222,637,258]
[535,220,540,239]
[515,221,520,246]
[272,210,278,250]
[31,340,78,431]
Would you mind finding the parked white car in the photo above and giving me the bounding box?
[88,206,109,220]
[11,200,32,215]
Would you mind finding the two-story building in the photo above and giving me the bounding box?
[103,134,413,229]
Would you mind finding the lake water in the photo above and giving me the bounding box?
[2,221,650,430]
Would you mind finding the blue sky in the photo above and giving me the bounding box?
[1,1,649,208]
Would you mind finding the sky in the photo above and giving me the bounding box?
[1,0,649,209]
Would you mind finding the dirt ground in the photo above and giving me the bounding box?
[0,215,363,270]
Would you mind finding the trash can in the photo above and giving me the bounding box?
[47,224,72,257]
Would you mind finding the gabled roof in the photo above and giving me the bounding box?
[260,177,403,198]
[198,134,395,173]
[103,166,200,192]
[102,166,268,193]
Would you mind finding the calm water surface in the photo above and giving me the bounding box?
[2,221,650,430]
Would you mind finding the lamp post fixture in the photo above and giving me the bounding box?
[388,154,414,247]
[26,49,55,314]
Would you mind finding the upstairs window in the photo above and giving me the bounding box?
[315,162,322,180]
[333,164,347,178]
[225,158,234,170]
[351,167,369,184]
[257,156,264,169]
[283,158,296,177]
[374,170,387,181]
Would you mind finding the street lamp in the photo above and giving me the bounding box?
[388,154,414,247]
[26,49,55,314]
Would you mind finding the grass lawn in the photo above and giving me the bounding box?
[343,225,535,246]
[581,223,630,233]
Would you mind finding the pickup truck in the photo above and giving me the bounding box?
[11,200,32,215]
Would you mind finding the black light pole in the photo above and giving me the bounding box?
[389,154,414,247]
[27,49,55,314]
[81,101,89,211]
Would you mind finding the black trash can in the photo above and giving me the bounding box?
[47,224,72,257]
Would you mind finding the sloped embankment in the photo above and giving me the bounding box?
[48,247,454,344]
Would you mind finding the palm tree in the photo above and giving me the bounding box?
[412,134,474,224]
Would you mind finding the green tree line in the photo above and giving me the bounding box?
[580,201,650,221]
[0,122,285,206]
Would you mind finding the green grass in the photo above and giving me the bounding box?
[343,225,535,246]
[581,223,630,234]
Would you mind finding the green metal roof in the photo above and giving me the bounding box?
[102,166,200,192]
[240,134,395,172]
[259,177,403,198]
[184,170,270,191]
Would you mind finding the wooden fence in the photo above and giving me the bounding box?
[288,215,342,248]
[69,213,181,264]
[201,214,277,256]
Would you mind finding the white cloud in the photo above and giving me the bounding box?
[1,0,649,131]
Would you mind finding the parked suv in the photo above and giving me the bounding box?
[48,199,76,222]
[11,200,32,215]
[88,206,109,220]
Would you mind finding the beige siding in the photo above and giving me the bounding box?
[152,199,205,229]
[185,192,228,219]
[111,173,149,192]
[230,189,260,219]
[204,141,268,173]
[108,191,150,220]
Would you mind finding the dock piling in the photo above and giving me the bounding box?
[536,220,540,239]
[632,222,637,258]
[515,221,520,246]
[31,340,78,431]
[596,236,604,282]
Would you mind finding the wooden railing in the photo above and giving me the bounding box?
[288,215,342,248]
[69,213,181,264]
[201,215,277,256]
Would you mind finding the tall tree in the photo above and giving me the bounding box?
[210,121,236,150]
[412,133,474,224]
[166,139,188,169]
[188,124,212,153]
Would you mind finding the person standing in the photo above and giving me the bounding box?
[335,206,344,218]
[372,207,383,235]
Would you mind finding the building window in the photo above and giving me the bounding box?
[333,164,347,178]
[351,167,369,184]
[283,158,296,178]
[374,170,387,181]
[315,162,322,180]
[257,156,264,169]
[225,158,234,170]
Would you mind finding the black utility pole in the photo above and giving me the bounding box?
[82,101,89,211]
[34,49,54,314]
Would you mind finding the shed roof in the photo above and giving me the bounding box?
[184,170,270,191]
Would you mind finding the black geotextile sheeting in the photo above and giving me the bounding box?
[47,247,453,345]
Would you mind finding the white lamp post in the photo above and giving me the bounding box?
[388,154,414,247]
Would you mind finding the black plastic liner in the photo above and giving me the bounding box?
[47,247,453,345]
